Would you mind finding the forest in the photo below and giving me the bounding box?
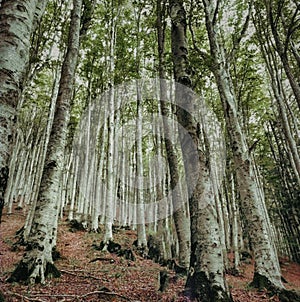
[0,0,299,301]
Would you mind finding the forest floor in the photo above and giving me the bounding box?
[0,211,300,302]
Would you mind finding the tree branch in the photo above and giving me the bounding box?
[227,1,252,62]
[8,289,131,301]
[60,269,103,280]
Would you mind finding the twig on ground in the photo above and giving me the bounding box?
[8,289,131,301]
[80,289,130,300]
[60,269,103,281]
[89,257,115,263]
[7,292,46,302]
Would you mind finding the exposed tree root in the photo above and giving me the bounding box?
[93,240,136,261]
[81,289,130,301]
[89,257,115,263]
[68,219,86,232]
[184,271,233,302]
[0,199,4,224]
[278,289,300,302]
[7,259,60,284]
[250,272,300,302]
[249,272,278,291]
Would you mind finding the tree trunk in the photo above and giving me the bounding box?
[135,82,147,247]
[103,2,120,243]
[202,0,283,290]
[253,18,300,186]
[170,0,232,300]
[268,4,300,110]
[0,0,46,219]
[8,0,82,284]
[157,0,190,268]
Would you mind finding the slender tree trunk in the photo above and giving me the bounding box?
[170,1,232,300]
[254,22,300,185]
[135,82,147,247]
[157,0,190,268]
[8,0,82,284]
[268,4,300,110]
[103,2,119,243]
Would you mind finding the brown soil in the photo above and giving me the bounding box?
[1,211,299,302]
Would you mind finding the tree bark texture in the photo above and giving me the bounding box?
[8,0,82,284]
[0,0,42,215]
[202,0,283,290]
[170,0,232,300]
[157,0,190,268]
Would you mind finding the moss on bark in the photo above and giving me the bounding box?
[250,272,276,291]
[7,261,32,283]
[0,289,5,302]
[279,289,300,302]
[250,272,300,302]
[184,271,233,302]
[7,259,60,284]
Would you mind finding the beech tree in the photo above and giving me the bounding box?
[200,0,283,291]
[199,1,300,300]
[0,0,48,221]
[266,0,300,110]
[157,0,190,269]
[8,0,82,284]
[1,0,300,300]
[170,0,232,300]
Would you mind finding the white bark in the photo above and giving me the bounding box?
[135,81,147,247]
[203,0,283,289]
[170,1,232,300]
[0,0,42,211]
[9,0,82,284]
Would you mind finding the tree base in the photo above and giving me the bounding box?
[0,289,5,302]
[7,260,60,284]
[279,289,300,302]
[158,270,169,292]
[184,271,233,302]
[249,272,277,291]
[68,220,86,232]
[250,272,300,302]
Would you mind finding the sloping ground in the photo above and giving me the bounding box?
[0,211,299,302]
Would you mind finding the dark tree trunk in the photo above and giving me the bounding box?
[169,0,232,300]
[157,0,190,269]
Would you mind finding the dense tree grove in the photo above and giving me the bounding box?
[0,0,299,301]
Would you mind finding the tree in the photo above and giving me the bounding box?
[170,0,232,300]
[253,0,300,186]
[157,0,190,269]
[8,0,82,284]
[0,0,48,223]
[201,0,289,293]
[266,0,300,110]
